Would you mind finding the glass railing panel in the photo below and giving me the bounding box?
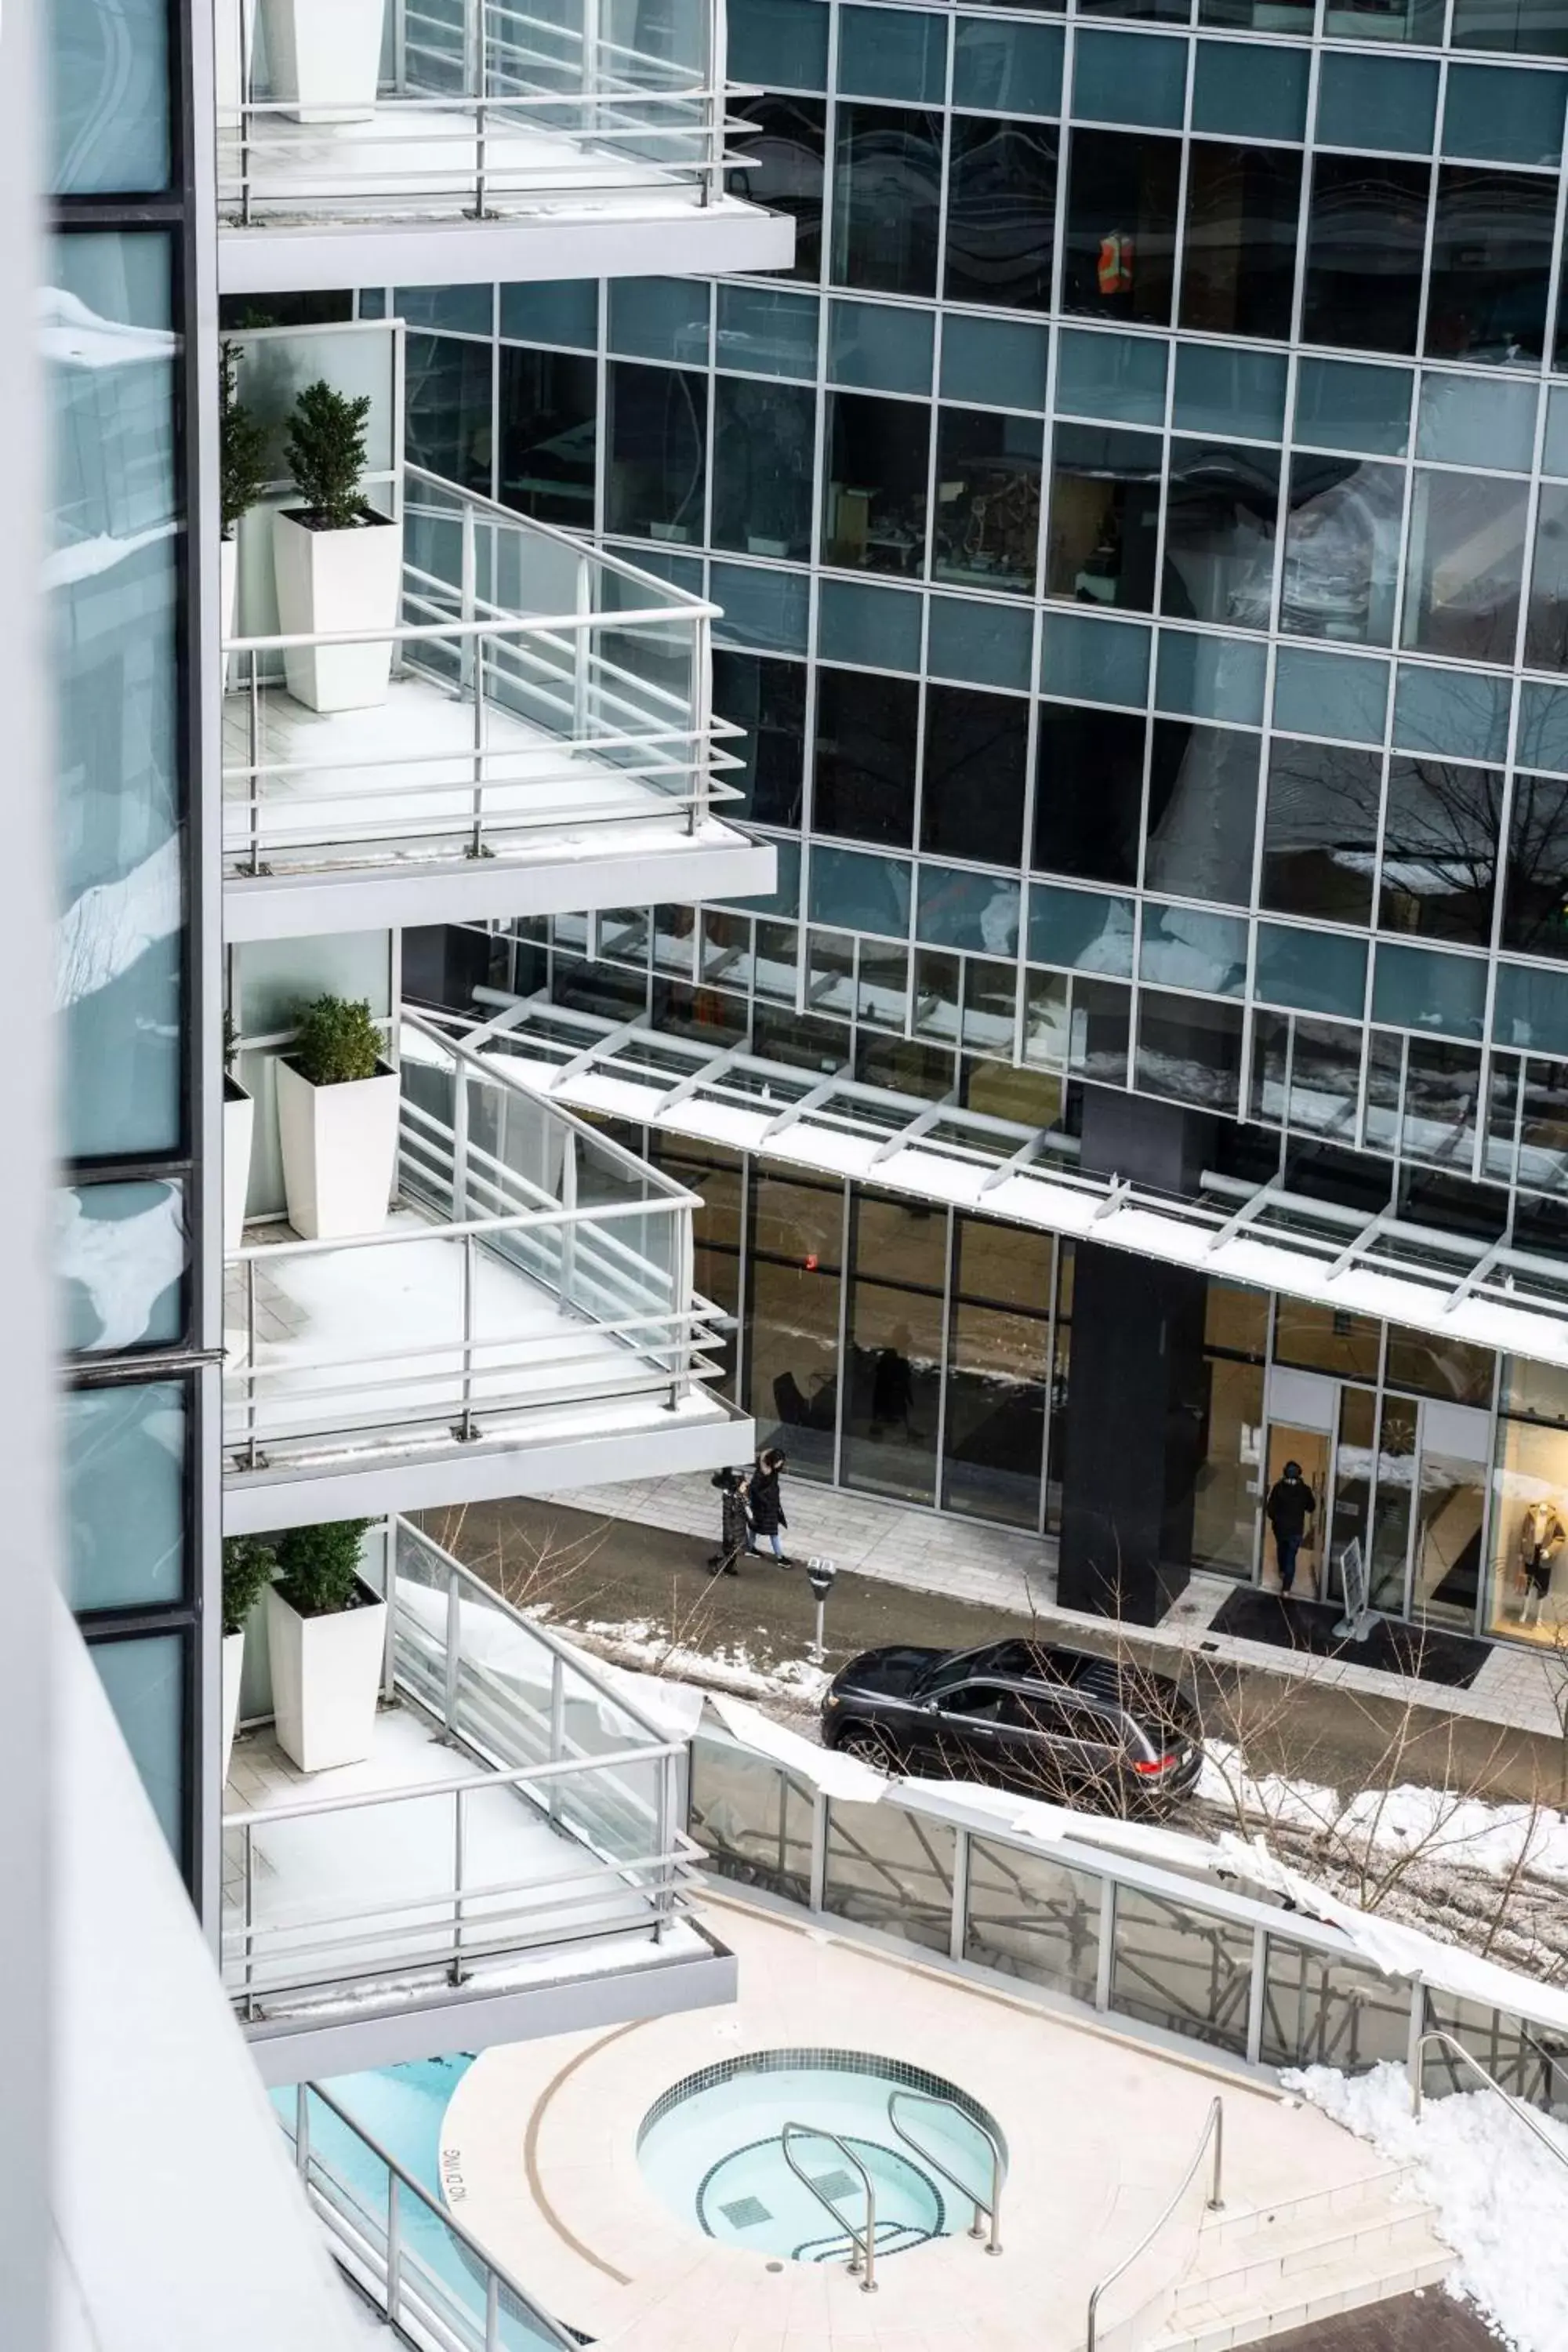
[1109,1885,1254,2057]
[688,1733,815,1901]
[1258,1936,1411,2075]
[962,1834,1102,2005]
[822,1798,954,1955]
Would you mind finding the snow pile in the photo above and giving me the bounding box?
[1200,1740,1568,1887]
[1287,2060,1568,2352]
[572,1615,831,1705]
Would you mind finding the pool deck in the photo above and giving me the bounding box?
[439,1894,1454,2352]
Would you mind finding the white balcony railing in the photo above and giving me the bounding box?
[224,1014,732,1476]
[223,468,741,881]
[220,0,730,223]
[224,1517,695,2016]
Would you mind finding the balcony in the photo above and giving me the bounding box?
[216,0,792,290]
[223,1015,749,1529]
[225,1516,731,2077]
[223,468,772,940]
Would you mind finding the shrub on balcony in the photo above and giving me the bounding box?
[274,1519,375,1619]
[219,343,270,543]
[292,995,383,1087]
[222,1534,277,1636]
[283,379,376,533]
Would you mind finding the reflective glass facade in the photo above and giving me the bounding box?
[49,0,203,1880]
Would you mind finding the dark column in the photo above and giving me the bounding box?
[1056,1087,1212,1625]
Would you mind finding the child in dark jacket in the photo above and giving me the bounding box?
[747,1449,790,1564]
[707,1467,750,1577]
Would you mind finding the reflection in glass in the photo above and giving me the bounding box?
[689,1738,815,1898]
[1378,759,1501,945]
[1402,1036,1484,1170]
[1192,1353,1265,1573]
[822,390,931,575]
[64,1381,186,1613]
[823,1799,955,1951]
[405,332,491,492]
[945,118,1059,314]
[1280,456,1403,646]
[1110,1885,1253,2053]
[843,1194,944,1502]
[1276,1299,1381,1382]
[831,103,943,296]
[605,362,707,541]
[1402,471,1528,665]
[1250,1011,1365,1139]
[1260,1942,1412,2074]
[1145,723,1261,906]
[1524,481,1568,671]
[60,1179,185,1353]
[1367,1391,1418,1612]
[1180,143,1301,343]
[921,685,1029,865]
[933,408,1043,595]
[1034,705,1146,884]
[1063,129,1181,325]
[1261,739,1383,924]
[1162,441,1280,628]
[1425,167,1555,365]
[1135,991,1245,1115]
[51,0,170,194]
[746,1174,844,1479]
[1046,425,1162,611]
[813,666,918,848]
[711,377,815,560]
[964,1837,1101,2000]
[1503,772,1568,960]
[713,652,806,829]
[728,94,827,283]
[1303,157,1429,355]
[89,1633,185,1862]
[498,346,597,525]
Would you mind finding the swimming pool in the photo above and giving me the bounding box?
[636,2049,1006,2269]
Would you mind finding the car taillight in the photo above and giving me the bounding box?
[1131,1751,1178,1777]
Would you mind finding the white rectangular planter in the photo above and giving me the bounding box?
[275,1054,399,1240]
[223,1075,255,1257]
[272,506,401,714]
[221,1628,246,1789]
[258,0,387,122]
[267,1581,387,1773]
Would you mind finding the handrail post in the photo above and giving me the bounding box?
[295,2081,310,2182]
[247,651,262,873]
[1208,2099,1224,2212]
[450,1787,467,1984]
[484,2270,500,2351]
[443,1562,463,1737]
[547,1654,564,1821]
[470,619,487,859]
[385,2175,403,2325]
[456,1232,476,1441]
[654,1750,673,1945]
[244,1824,257,2018]
[459,500,477,697]
[239,0,253,223]
[244,1260,260,1469]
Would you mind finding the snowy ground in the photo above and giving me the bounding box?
[1288,2061,1568,2352]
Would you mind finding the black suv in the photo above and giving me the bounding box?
[821,1637,1203,1813]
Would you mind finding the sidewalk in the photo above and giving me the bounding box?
[539,1468,1568,1746]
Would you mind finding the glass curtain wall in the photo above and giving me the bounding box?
[49,0,202,1882]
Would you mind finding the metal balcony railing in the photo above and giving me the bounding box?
[224,1014,729,1473]
[223,468,739,880]
[224,1516,693,2013]
[220,0,731,221]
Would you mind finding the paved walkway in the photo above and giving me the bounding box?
[540,1469,1568,1744]
[1269,2290,1495,2352]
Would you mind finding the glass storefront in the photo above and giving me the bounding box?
[1487,1359,1568,1646]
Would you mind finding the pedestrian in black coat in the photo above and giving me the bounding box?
[748,1449,790,1564]
[707,1468,748,1577]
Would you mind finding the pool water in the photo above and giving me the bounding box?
[637,2054,1004,2265]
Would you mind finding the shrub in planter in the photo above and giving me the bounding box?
[272,378,400,713]
[219,341,268,652]
[274,993,399,1241]
[266,1519,383,1772]
[220,1534,276,1784]
[223,1006,256,1256]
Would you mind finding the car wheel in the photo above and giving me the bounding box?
[837,1722,898,1773]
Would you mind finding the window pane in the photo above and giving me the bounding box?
[1140,904,1248,993]
[497,346,597,526]
[712,377,815,561]
[64,1382,185,1613]
[1261,739,1383,924]
[1062,129,1181,325]
[1425,167,1555,365]
[1281,456,1404,647]
[1525,481,1568,671]
[1058,330,1168,428]
[814,667,919,848]
[1145,723,1261,904]
[1046,425,1163,612]
[1255,930,1369,1020]
[51,233,182,1160]
[61,1179,184,1354]
[1316,51,1438,151]
[1136,991,1246,1114]
[1180,143,1302,343]
[604,364,707,542]
[829,298,934,394]
[1035,706,1147,884]
[953,18,1065,114]
[843,1195,945,1501]
[746,1175,844,1479]
[943,1301,1046,1525]
[89,1633,185,1862]
[832,103,943,297]
[823,391,931,576]
[1173,344,1289,441]
[1162,441,1280,630]
[405,332,491,494]
[1379,760,1502,945]
[823,1799,955,1951]
[1451,0,1568,54]
[730,94,826,281]
[964,1835,1101,2001]
[1502,772,1568,958]
[51,0,169,193]
[1303,157,1430,356]
[933,409,1043,595]
[1402,472,1528,664]
[922,685,1029,864]
[945,118,1059,311]
[713,653,806,829]
[1111,1884,1253,2053]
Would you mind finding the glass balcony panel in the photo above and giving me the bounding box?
[963,1835,1101,2002]
[1109,1884,1253,2054]
[822,1799,956,1951]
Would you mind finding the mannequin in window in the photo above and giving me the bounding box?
[1519,1499,1567,1628]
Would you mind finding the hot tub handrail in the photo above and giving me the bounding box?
[887,2089,1004,2256]
[1084,2095,1224,2352]
[779,2120,879,2293]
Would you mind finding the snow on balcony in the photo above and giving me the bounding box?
[223,1016,746,1523]
[223,470,772,936]
[223,1519,720,2054]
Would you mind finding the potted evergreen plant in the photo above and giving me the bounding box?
[259,0,387,123]
[272,378,400,713]
[275,993,399,1240]
[219,341,268,652]
[264,1519,382,1771]
[223,1009,256,1256]
[220,1533,276,1785]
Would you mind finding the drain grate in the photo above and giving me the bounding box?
[808,2169,859,2203]
[719,2196,772,2230]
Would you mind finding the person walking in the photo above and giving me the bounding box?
[747,1448,791,1565]
[706,1467,749,1578]
[1265,1459,1315,1598]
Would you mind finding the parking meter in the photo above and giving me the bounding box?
[806,1555,837,1663]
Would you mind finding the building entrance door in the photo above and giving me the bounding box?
[1261,1425,1330,1598]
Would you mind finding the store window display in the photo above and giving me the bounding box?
[1489,1358,1568,1643]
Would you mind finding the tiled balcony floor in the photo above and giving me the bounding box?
[222,670,736,877]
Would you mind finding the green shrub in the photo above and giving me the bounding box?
[284,378,374,532]
[274,1520,374,1618]
[222,1534,276,1637]
[220,342,270,541]
[291,995,383,1087]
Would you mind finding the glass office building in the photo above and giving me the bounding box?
[388,0,1568,1653]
